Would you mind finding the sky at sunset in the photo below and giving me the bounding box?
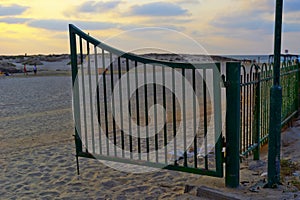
[0,0,299,55]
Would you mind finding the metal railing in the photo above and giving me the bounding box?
[69,24,299,188]
[239,62,299,158]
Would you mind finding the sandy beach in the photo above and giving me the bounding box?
[0,130,203,199]
[1,55,300,199]
[2,106,300,199]
[0,70,204,200]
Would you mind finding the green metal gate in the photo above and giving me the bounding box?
[69,24,242,187]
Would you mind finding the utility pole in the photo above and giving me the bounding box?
[267,0,283,187]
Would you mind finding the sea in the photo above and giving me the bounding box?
[224,54,300,63]
[225,55,270,63]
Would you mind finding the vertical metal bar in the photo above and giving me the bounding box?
[240,75,243,153]
[203,69,208,170]
[172,67,177,163]
[126,59,133,159]
[192,68,197,168]
[253,70,261,160]
[118,57,125,158]
[153,65,159,163]
[260,71,264,142]
[182,68,187,167]
[225,62,241,188]
[75,154,80,175]
[102,49,110,156]
[80,38,88,151]
[262,69,267,142]
[213,64,223,176]
[268,0,283,187]
[249,73,253,149]
[69,25,82,174]
[110,53,117,156]
[260,69,263,142]
[144,64,150,161]
[135,61,141,160]
[162,67,168,164]
[87,42,95,154]
[242,75,246,153]
[94,46,102,155]
[246,74,249,153]
[282,66,286,117]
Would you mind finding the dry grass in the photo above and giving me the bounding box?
[280,159,300,190]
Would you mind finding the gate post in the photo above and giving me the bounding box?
[69,25,82,175]
[225,62,241,188]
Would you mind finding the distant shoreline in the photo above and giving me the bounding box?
[3,53,298,76]
[1,70,71,77]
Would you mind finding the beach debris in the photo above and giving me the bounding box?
[249,179,266,192]
[168,144,215,164]
[249,186,260,193]
[168,149,194,162]
[260,172,268,177]
[240,181,250,186]
[197,144,214,158]
[293,171,300,177]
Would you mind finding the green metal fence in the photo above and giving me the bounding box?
[239,61,299,158]
[69,24,300,188]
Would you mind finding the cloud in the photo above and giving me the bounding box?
[64,1,121,18]
[175,0,201,4]
[130,2,189,16]
[119,24,185,32]
[28,20,118,31]
[211,0,300,35]
[211,10,273,33]
[76,0,121,13]
[0,17,30,24]
[212,15,273,32]
[145,17,193,25]
[210,1,275,35]
[0,4,28,16]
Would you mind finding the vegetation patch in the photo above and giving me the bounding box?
[281,159,300,190]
